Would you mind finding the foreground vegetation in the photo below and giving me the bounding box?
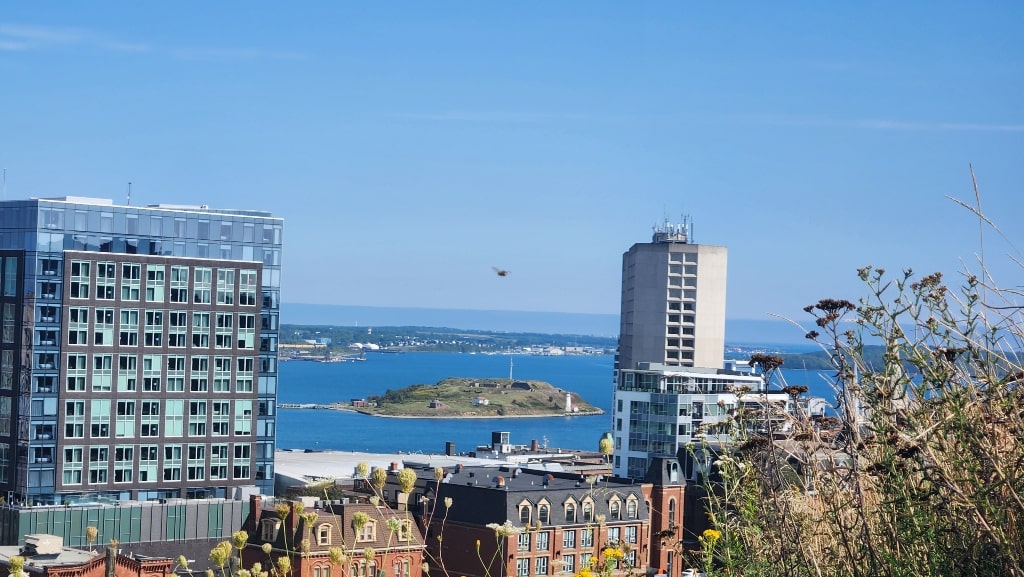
[694,250,1024,574]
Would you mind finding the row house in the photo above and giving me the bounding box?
[241,495,425,577]
[367,464,652,577]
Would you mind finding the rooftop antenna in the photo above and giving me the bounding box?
[127,182,132,206]
[2,168,6,201]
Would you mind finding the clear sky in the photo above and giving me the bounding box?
[2,3,1022,321]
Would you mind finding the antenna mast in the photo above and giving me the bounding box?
[127,182,132,206]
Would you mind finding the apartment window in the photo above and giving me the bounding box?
[215,313,234,349]
[625,526,637,544]
[96,261,115,300]
[517,532,530,552]
[233,443,251,479]
[146,264,165,302]
[163,445,182,481]
[565,502,576,523]
[119,309,139,346]
[92,308,113,345]
[121,263,141,300]
[535,556,549,576]
[193,267,212,304]
[88,446,109,484]
[170,266,189,303]
[189,401,207,436]
[234,400,253,435]
[142,355,162,391]
[582,501,593,523]
[238,314,256,349]
[236,357,254,392]
[213,357,231,392]
[90,399,111,438]
[191,356,209,392]
[141,400,160,437]
[212,401,230,436]
[580,528,593,548]
[609,500,621,520]
[561,556,575,575]
[168,311,187,347]
[65,401,85,438]
[117,355,137,392]
[210,444,229,480]
[116,400,135,438]
[144,311,163,346]
[63,446,83,485]
[192,312,210,348]
[165,399,184,437]
[562,530,576,549]
[216,269,235,305]
[70,261,90,299]
[187,444,206,480]
[516,559,529,577]
[607,526,620,544]
[92,354,112,391]
[240,269,257,306]
[536,531,550,551]
[114,446,134,483]
[68,307,88,345]
[626,499,638,519]
[66,354,87,391]
[139,444,158,482]
[167,356,185,392]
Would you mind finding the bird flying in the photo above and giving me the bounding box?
[492,267,510,277]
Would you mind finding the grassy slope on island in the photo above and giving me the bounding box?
[363,377,602,417]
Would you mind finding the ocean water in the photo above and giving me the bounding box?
[275,352,838,454]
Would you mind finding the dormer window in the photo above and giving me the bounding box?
[318,523,332,545]
[609,499,621,520]
[357,520,377,543]
[582,499,594,523]
[626,497,639,519]
[519,502,532,524]
[538,504,550,524]
[565,501,577,523]
[261,519,281,542]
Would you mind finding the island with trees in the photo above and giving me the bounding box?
[281,377,603,418]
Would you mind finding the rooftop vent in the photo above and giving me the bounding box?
[23,534,63,556]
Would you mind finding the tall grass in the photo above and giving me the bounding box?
[697,206,1024,576]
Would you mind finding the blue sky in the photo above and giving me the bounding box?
[2,3,1022,321]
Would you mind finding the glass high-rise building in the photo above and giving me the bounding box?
[0,196,282,504]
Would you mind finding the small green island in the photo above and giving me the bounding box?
[279,377,604,418]
[361,377,603,418]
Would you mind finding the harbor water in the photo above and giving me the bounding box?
[275,352,838,454]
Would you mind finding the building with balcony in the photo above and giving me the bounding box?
[0,196,282,505]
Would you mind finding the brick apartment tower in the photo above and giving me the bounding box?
[0,196,282,504]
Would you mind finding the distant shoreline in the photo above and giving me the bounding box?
[278,403,604,419]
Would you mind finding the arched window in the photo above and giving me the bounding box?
[318,523,332,545]
[609,500,621,520]
[565,502,577,523]
[582,501,594,523]
[626,498,638,519]
[538,504,550,524]
[668,498,676,528]
[519,503,532,524]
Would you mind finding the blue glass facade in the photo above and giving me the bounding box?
[0,196,282,502]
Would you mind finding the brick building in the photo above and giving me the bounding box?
[241,495,425,577]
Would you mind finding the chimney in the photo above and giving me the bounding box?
[251,494,263,524]
[531,439,539,451]
[497,476,506,488]
[390,462,399,472]
[445,441,456,456]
